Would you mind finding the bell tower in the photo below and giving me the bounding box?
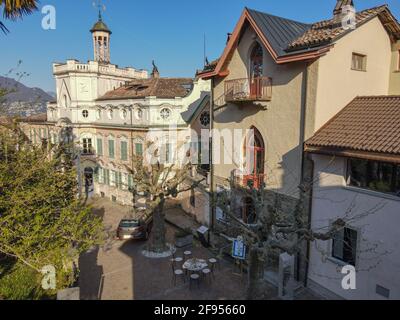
[90,9,112,64]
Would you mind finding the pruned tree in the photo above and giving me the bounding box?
[0,120,104,296]
[126,139,204,254]
[216,175,385,300]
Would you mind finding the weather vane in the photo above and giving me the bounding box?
[92,0,106,20]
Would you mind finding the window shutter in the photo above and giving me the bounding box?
[135,143,143,156]
[105,169,110,185]
[97,138,103,156]
[118,172,122,189]
[121,141,128,160]
[128,174,133,189]
[109,140,115,158]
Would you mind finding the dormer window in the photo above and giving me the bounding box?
[351,53,367,71]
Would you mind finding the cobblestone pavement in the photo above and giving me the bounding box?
[78,197,322,300]
[79,198,247,300]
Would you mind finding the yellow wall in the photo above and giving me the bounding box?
[315,17,393,130]
[389,40,400,95]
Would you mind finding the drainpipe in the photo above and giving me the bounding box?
[298,61,309,284]
[209,78,215,234]
[303,152,315,288]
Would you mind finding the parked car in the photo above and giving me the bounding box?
[117,216,153,241]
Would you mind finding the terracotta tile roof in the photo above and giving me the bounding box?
[20,113,48,123]
[305,96,400,156]
[97,78,194,101]
[288,5,397,51]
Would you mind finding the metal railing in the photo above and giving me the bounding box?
[225,77,272,102]
[234,173,265,189]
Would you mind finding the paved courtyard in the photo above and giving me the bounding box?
[78,198,247,300]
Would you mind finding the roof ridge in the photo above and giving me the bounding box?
[246,7,311,27]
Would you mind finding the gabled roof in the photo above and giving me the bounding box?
[199,5,400,78]
[305,96,400,162]
[246,9,311,57]
[288,5,400,52]
[97,78,194,101]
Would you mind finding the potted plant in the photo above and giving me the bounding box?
[175,228,193,248]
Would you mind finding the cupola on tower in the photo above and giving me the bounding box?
[90,11,112,64]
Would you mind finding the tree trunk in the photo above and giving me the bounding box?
[148,196,168,253]
[246,246,265,300]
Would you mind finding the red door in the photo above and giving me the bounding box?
[244,129,265,189]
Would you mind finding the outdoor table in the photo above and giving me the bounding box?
[182,258,208,273]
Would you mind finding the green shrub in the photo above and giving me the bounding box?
[0,263,46,300]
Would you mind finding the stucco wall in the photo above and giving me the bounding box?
[389,40,400,95]
[315,17,393,130]
[308,154,400,300]
[212,26,317,199]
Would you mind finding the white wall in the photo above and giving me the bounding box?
[308,154,400,300]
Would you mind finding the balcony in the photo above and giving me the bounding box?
[234,173,265,189]
[225,77,272,103]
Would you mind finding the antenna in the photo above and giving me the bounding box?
[203,33,207,67]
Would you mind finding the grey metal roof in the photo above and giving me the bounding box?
[246,8,311,57]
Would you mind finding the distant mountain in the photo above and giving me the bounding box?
[0,76,54,116]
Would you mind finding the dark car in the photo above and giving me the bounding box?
[117,217,153,241]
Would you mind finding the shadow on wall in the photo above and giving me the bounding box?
[78,206,105,300]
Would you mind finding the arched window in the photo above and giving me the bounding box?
[250,43,264,79]
[243,127,265,189]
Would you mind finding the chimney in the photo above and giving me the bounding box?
[333,0,354,18]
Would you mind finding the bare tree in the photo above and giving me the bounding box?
[215,172,386,300]
[126,140,204,254]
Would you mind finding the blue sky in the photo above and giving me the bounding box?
[1,0,399,92]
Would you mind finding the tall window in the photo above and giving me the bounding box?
[82,138,93,155]
[135,142,143,156]
[110,170,117,187]
[351,53,367,71]
[165,143,172,163]
[347,158,400,196]
[120,141,128,161]
[250,43,263,79]
[108,139,115,159]
[332,227,358,266]
[97,138,103,156]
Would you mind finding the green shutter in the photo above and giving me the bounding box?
[135,143,143,156]
[118,172,123,189]
[105,169,110,185]
[109,140,115,158]
[121,141,128,161]
[97,138,103,156]
[128,174,133,189]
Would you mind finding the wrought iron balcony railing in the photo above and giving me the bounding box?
[234,173,265,189]
[225,77,272,103]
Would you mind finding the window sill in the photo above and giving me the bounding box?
[327,257,352,268]
[343,186,400,202]
[350,68,367,72]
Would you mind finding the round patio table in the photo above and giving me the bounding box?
[182,258,208,272]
